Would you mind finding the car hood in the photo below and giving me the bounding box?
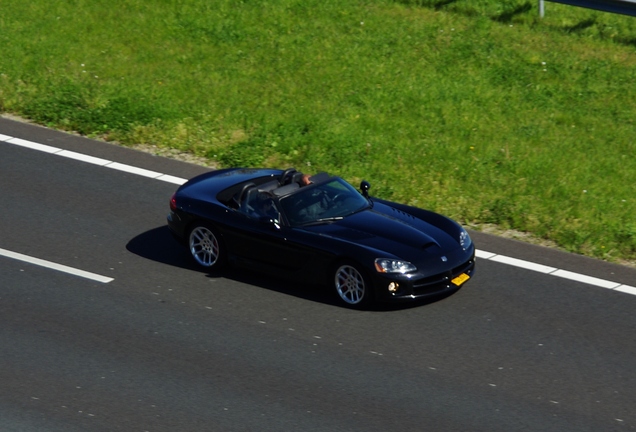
[302,204,460,260]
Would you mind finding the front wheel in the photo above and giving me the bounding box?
[334,262,372,308]
[188,224,225,269]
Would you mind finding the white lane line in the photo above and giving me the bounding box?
[105,162,163,178]
[157,174,188,185]
[57,149,111,166]
[7,137,60,153]
[478,250,633,294]
[616,285,636,295]
[551,269,620,289]
[475,249,496,260]
[2,133,635,296]
[1,136,188,184]
[489,254,557,274]
[0,247,114,283]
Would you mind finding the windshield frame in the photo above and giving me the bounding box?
[278,177,370,227]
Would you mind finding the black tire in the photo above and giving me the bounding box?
[333,261,372,308]
[188,223,225,270]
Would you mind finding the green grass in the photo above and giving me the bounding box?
[1,0,635,263]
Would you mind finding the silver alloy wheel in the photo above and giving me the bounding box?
[335,264,366,305]
[189,226,220,268]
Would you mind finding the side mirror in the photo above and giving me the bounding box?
[360,180,371,198]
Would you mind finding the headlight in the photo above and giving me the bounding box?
[374,258,417,274]
[459,229,472,250]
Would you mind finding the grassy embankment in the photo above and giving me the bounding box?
[1,0,635,263]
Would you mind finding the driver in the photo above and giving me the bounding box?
[300,174,313,186]
[253,193,279,220]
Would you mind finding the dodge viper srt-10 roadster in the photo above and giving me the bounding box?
[167,167,475,307]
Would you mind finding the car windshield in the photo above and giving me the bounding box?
[279,178,369,227]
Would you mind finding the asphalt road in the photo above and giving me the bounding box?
[1,117,635,432]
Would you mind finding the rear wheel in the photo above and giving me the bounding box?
[334,262,372,307]
[188,224,225,269]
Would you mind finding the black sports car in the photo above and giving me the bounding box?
[167,167,475,307]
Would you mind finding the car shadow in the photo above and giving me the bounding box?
[126,225,198,270]
[126,226,455,311]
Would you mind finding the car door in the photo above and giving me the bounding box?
[221,204,315,272]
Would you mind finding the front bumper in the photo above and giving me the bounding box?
[371,252,476,302]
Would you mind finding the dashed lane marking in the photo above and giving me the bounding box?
[0,247,114,283]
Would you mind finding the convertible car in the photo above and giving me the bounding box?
[167,168,475,307]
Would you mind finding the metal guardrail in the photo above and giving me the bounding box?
[539,0,636,17]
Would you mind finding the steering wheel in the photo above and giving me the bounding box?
[331,192,348,204]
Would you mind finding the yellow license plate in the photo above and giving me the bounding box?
[451,273,470,287]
